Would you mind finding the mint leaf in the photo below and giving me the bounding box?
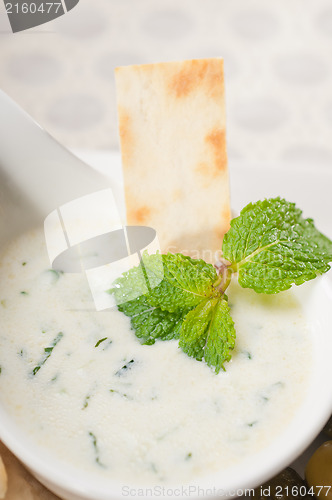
[179,299,215,362]
[222,197,332,293]
[118,294,189,345]
[112,253,218,345]
[179,298,236,373]
[111,258,152,305]
[112,252,218,313]
[110,252,227,370]
[204,298,236,371]
[146,253,218,312]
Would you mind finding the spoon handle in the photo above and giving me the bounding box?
[0,89,108,215]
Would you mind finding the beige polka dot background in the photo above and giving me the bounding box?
[0,0,332,169]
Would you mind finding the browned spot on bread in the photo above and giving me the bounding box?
[214,212,231,241]
[194,162,215,187]
[170,60,208,98]
[195,162,208,175]
[214,227,228,245]
[222,206,232,226]
[214,226,221,239]
[118,107,133,164]
[129,205,151,224]
[172,189,182,202]
[205,128,227,174]
[215,207,231,234]
[169,59,223,99]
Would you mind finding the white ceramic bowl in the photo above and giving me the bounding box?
[0,92,332,499]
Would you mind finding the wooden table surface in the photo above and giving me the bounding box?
[0,442,60,500]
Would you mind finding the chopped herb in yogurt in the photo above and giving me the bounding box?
[88,431,105,468]
[31,332,64,376]
[82,393,91,409]
[95,337,108,348]
[115,359,135,376]
[94,337,112,350]
[109,388,132,400]
[47,269,63,281]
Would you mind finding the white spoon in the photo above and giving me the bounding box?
[0,89,110,244]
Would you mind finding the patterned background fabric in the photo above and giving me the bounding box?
[0,0,332,169]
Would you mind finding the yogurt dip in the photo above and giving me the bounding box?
[0,228,312,486]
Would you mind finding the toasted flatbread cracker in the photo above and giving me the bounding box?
[115,58,231,263]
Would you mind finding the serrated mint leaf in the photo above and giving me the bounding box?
[110,259,152,305]
[146,253,218,312]
[203,299,236,371]
[118,294,188,345]
[222,197,332,293]
[110,252,217,312]
[179,298,235,373]
[179,299,215,362]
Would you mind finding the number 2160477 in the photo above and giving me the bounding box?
[261,485,332,497]
[5,3,62,14]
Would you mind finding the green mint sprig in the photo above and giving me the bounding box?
[110,197,332,373]
[223,198,332,293]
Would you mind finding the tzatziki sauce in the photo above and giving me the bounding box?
[0,228,312,485]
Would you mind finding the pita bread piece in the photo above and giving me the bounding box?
[115,58,231,263]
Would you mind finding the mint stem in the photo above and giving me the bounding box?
[214,260,232,294]
[217,269,232,294]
